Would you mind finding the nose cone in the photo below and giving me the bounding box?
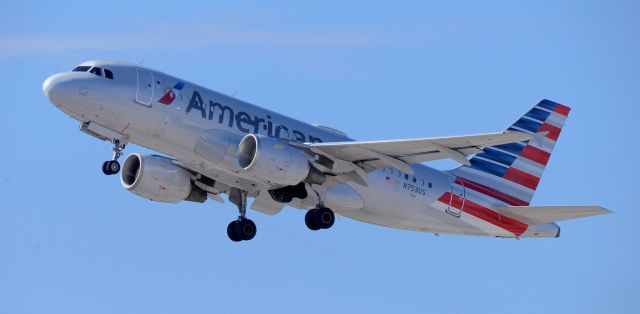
[43,73,72,105]
[43,74,61,102]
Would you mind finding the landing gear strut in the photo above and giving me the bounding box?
[227,189,257,242]
[102,139,126,175]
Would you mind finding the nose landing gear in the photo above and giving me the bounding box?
[102,139,126,175]
[102,160,120,175]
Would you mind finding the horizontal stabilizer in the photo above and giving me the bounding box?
[497,206,611,224]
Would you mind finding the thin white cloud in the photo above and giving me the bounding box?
[0,22,383,59]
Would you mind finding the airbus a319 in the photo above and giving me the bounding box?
[43,60,609,242]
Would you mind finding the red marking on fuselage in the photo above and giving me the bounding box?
[438,192,528,237]
[120,122,131,133]
[455,177,529,206]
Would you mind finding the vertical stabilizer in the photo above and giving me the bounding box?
[451,99,571,206]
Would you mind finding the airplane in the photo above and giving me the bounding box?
[42,60,610,242]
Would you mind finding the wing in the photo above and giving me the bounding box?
[295,131,532,187]
[312,131,531,172]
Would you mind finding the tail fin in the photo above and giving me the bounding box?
[451,99,571,205]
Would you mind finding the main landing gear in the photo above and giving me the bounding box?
[227,189,257,242]
[305,206,335,231]
[304,188,335,231]
[102,139,126,175]
[223,186,335,241]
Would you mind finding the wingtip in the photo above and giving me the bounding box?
[584,206,613,217]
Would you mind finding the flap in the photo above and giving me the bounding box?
[250,191,285,215]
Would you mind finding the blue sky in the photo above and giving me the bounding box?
[1,1,638,313]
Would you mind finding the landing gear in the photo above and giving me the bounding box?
[305,188,335,231]
[102,139,126,175]
[227,218,257,242]
[227,189,257,242]
[102,160,120,175]
[305,206,335,230]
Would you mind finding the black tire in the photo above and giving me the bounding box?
[107,160,120,175]
[102,161,111,175]
[305,209,321,231]
[268,190,293,203]
[236,219,257,241]
[227,221,242,242]
[315,207,335,229]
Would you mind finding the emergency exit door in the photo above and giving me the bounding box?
[446,178,465,217]
[135,68,154,107]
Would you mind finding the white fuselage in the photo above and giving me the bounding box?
[43,60,559,238]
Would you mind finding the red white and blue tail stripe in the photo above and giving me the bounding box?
[452,99,571,206]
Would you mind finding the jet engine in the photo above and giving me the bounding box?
[237,134,324,187]
[120,153,206,203]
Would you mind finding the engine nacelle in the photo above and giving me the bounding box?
[120,153,206,203]
[237,134,312,186]
[194,129,237,167]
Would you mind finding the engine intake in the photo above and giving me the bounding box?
[120,153,206,203]
[238,134,324,186]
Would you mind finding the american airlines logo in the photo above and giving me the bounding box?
[185,90,324,143]
[158,82,185,105]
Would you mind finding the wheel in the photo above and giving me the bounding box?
[315,207,335,229]
[268,190,293,203]
[227,221,242,242]
[236,218,257,241]
[102,161,111,175]
[107,160,120,175]
[305,209,321,231]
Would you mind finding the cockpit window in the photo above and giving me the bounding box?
[72,66,91,72]
[89,67,103,77]
[72,65,114,79]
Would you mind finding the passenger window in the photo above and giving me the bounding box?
[428,182,433,188]
[412,177,416,183]
[405,174,409,180]
[104,69,114,79]
[89,67,103,77]
[72,66,91,72]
